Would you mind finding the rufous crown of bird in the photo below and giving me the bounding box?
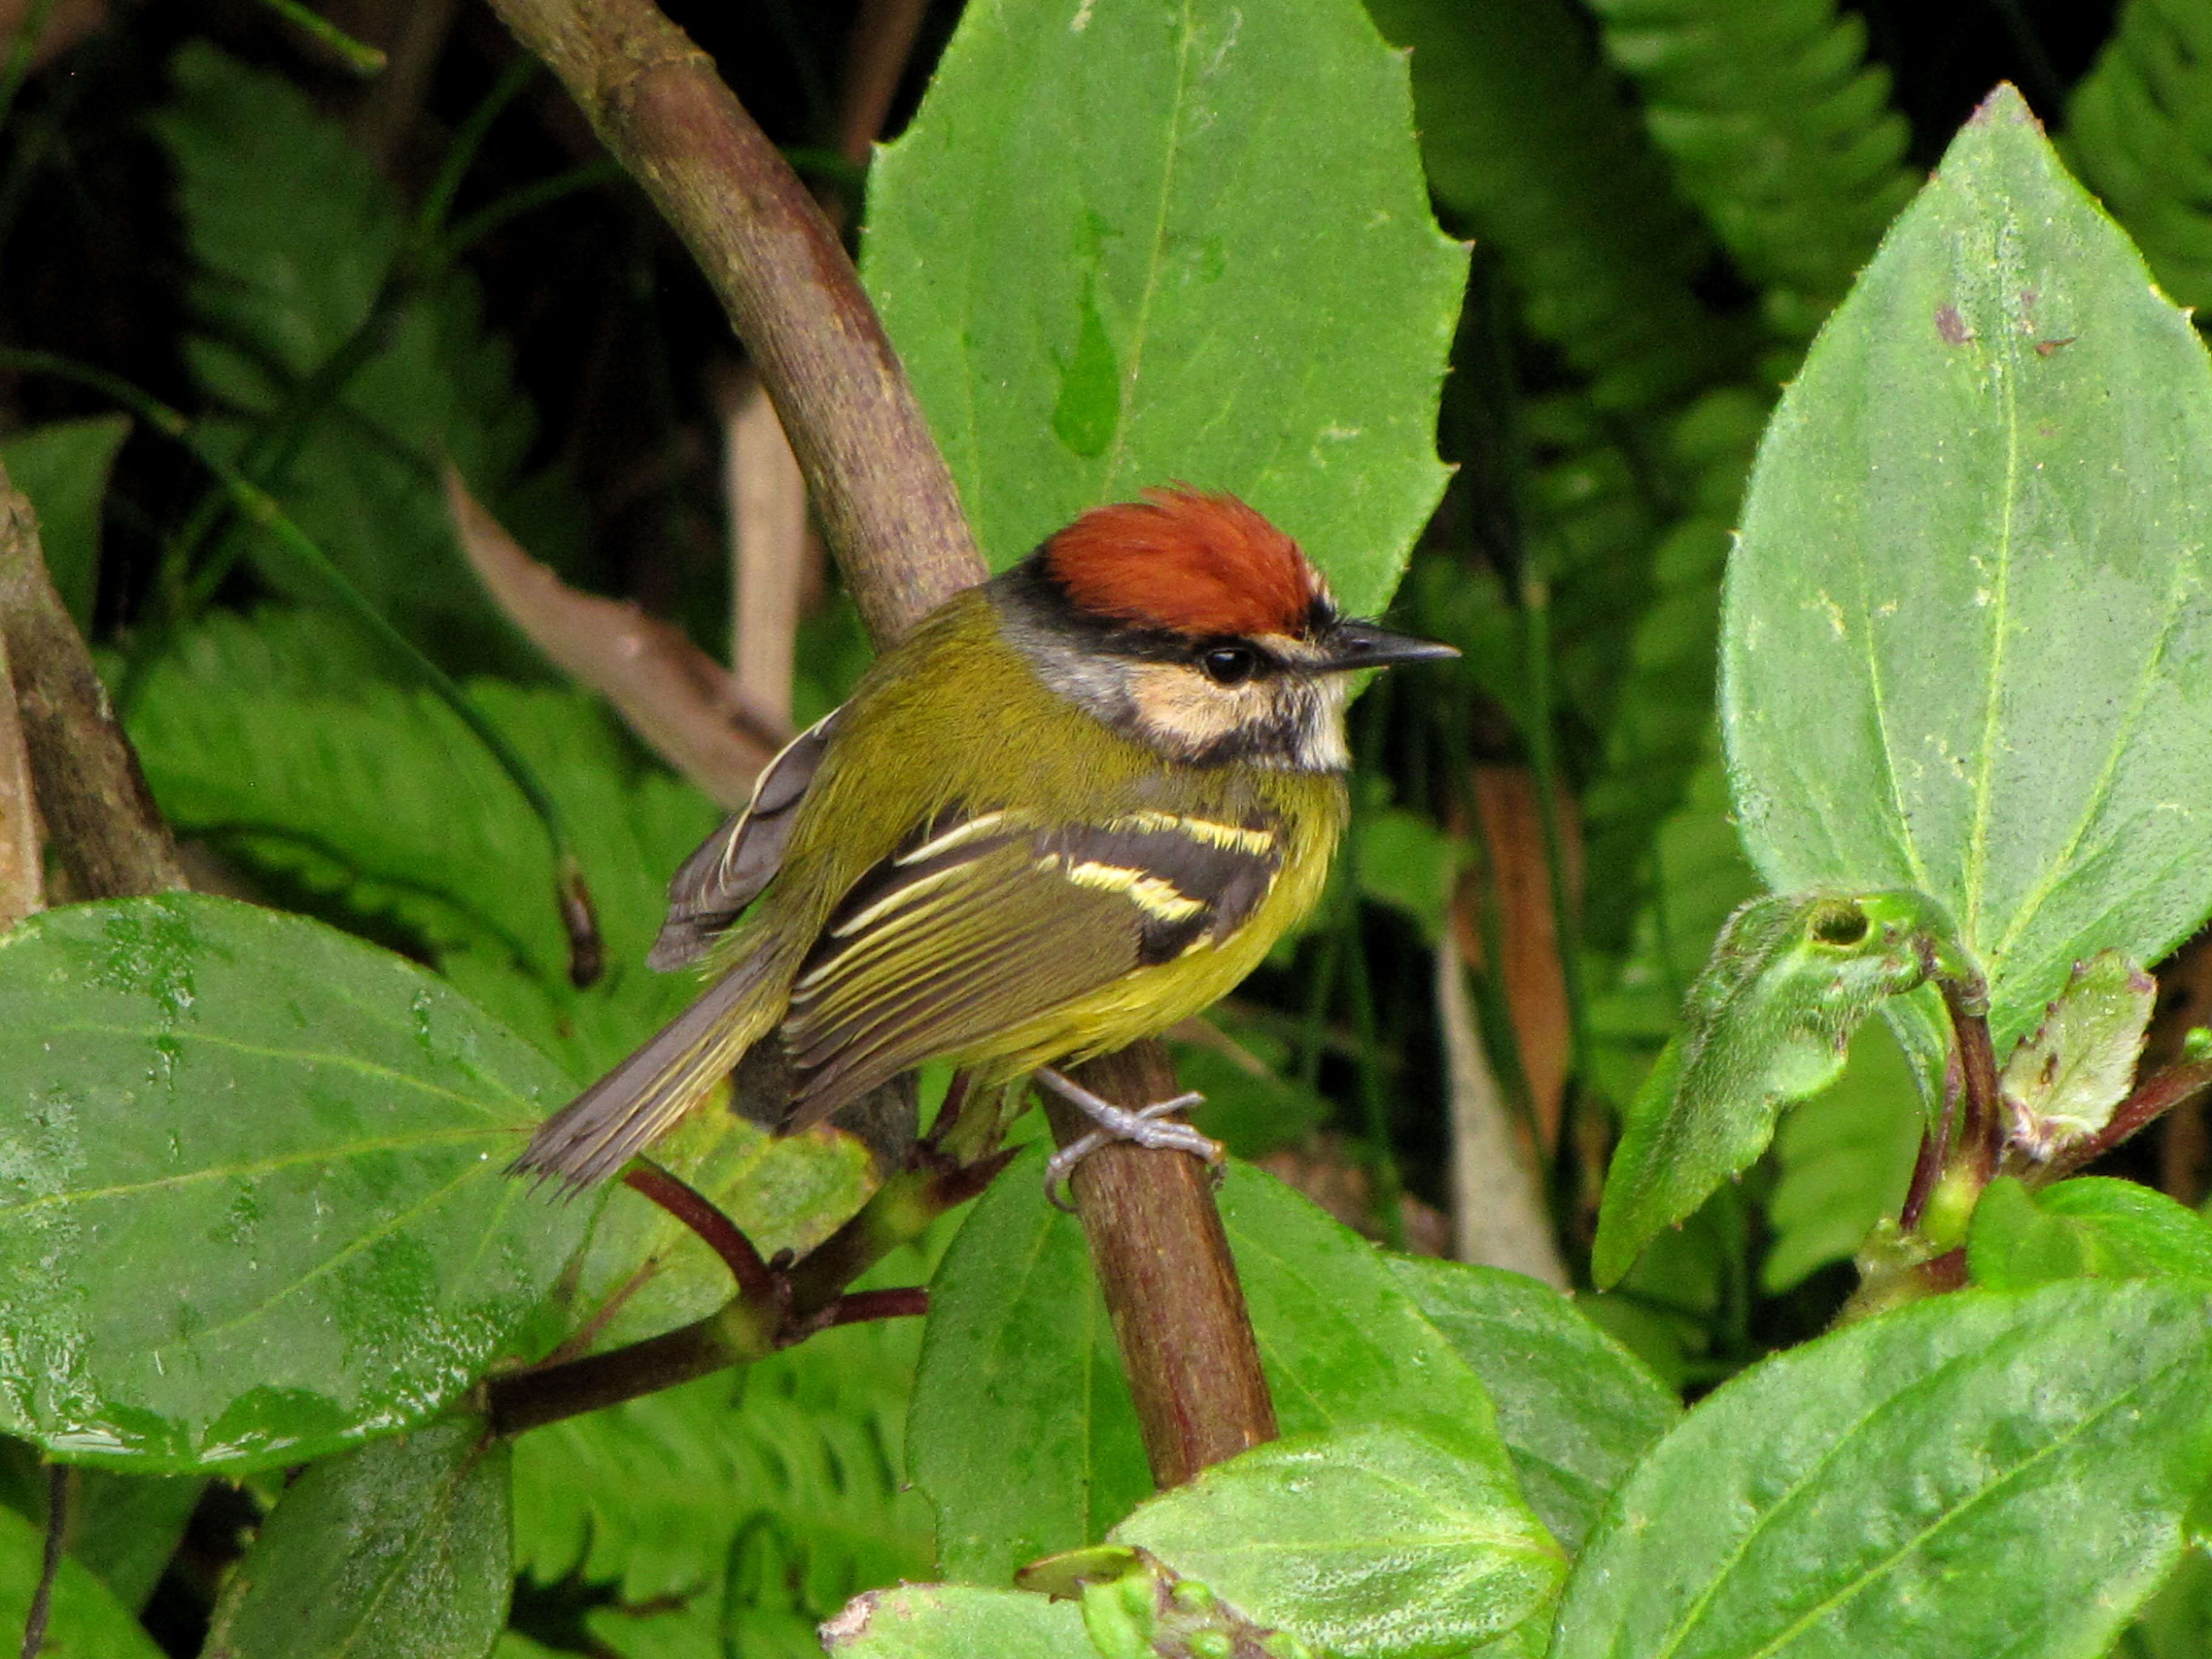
[512,485,1456,1201]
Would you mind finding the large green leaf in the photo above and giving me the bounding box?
[1219,1164,1524,1471]
[0,414,129,632]
[908,1145,1150,1586]
[0,896,588,1471]
[862,0,1465,615]
[1723,85,2212,1054]
[1387,1255,1680,1552]
[1552,1281,2212,1659]
[1112,1425,1564,1658]
[204,1418,510,1659]
[0,1500,164,1659]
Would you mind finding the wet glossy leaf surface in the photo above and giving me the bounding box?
[0,1498,164,1658]
[909,1145,1150,1586]
[1387,1255,1680,1551]
[1113,1424,1564,1658]
[1723,85,2212,1054]
[863,0,1464,615]
[820,1582,1088,1657]
[1553,1281,2212,1659]
[0,896,589,1470]
[1969,1176,2212,1290]
[204,1416,510,1658]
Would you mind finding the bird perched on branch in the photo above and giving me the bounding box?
[513,486,1455,1195]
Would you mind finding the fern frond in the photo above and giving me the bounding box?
[1584,0,1917,336]
[511,1318,934,1624]
[2068,0,2212,313]
[1368,0,1743,411]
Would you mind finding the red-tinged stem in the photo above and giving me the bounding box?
[2045,1059,2212,1182]
[1942,979,2004,1184]
[623,1159,777,1306]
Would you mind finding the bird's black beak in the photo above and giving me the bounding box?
[1315,620,1461,674]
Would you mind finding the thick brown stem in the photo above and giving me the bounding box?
[0,467,187,901]
[1043,1042,1278,1487]
[478,0,985,642]
[0,622,42,929]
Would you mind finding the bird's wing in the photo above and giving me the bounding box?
[650,708,843,970]
[780,803,1283,1130]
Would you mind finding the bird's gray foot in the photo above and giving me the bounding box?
[1034,1067,1222,1211]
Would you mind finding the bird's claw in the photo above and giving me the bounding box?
[1036,1074,1223,1210]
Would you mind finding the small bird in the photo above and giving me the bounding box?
[513,486,1456,1193]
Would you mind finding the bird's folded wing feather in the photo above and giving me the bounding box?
[780,804,1284,1130]
[651,707,843,970]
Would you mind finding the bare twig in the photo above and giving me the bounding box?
[0,466,186,900]
[1436,933,1569,1288]
[1042,1043,1276,1486]
[0,623,41,928]
[446,466,783,809]
[19,1464,64,1659]
[480,0,986,642]
[720,374,809,732]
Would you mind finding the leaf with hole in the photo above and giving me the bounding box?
[1551,1280,2212,1659]
[863,0,1466,614]
[1592,888,1959,1286]
[0,895,589,1471]
[819,1583,1090,1657]
[1723,84,2212,1058]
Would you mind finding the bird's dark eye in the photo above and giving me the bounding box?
[1200,646,1258,686]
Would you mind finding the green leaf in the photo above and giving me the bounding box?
[1761,1016,1924,1293]
[1969,1176,2212,1292]
[204,1418,509,1658]
[1551,1281,2212,1659]
[1999,950,2156,1159]
[1592,890,1955,1286]
[0,894,588,1471]
[908,1145,1150,1586]
[1353,806,1464,943]
[1723,85,2212,1057]
[1113,1425,1564,1658]
[819,1583,1090,1657]
[1219,1164,1523,1470]
[0,1501,164,1659]
[862,0,1466,615]
[0,1437,201,1612]
[1386,1255,1681,1552]
[0,414,129,631]
[513,1315,934,1612]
